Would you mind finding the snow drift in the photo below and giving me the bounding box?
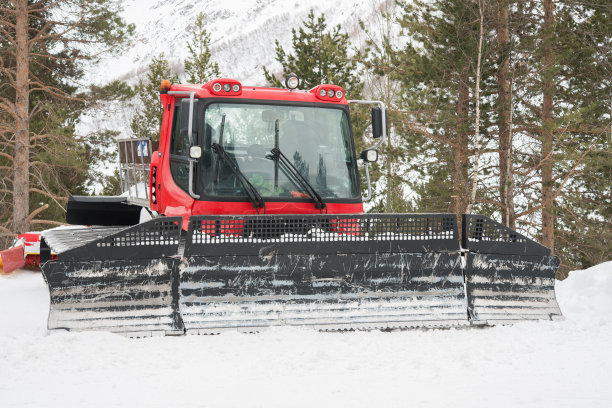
[0,261,610,407]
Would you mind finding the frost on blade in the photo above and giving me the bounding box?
[177,250,468,332]
[42,258,183,335]
[465,253,562,324]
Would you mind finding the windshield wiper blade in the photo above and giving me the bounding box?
[212,143,265,211]
[267,147,326,210]
[211,117,264,212]
[211,114,264,211]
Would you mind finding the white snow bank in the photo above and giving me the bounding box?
[0,270,49,336]
[556,261,612,327]
[0,262,611,408]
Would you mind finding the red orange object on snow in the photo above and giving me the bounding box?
[0,244,25,275]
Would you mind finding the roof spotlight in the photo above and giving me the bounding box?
[336,90,343,99]
[319,89,327,97]
[212,83,222,92]
[232,84,240,92]
[285,73,300,89]
[327,89,335,98]
[223,83,231,92]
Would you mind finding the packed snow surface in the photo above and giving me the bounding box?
[1,262,611,407]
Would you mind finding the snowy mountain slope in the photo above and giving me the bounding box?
[0,262,611,407]
[93,0,391,86]
[80,0,394,192]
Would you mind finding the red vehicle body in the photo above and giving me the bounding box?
[12,78,563,334]
[2,77,375,273]
[0,232,56,274]
[150,79,364,225]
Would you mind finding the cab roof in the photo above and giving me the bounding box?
[163,79,348,105]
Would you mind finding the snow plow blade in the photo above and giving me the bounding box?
[40,218,184,337]
[39,213,562,336]
[180,214,467,333]
[462,215,562,324]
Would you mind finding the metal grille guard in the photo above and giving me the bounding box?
[40,213,562,336]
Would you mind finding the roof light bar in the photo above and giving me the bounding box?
[311,85,346,102]
[205,78,243,96]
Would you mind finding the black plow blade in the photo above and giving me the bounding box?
[180,214,468,333]
[462,215,563,324]
[38,213,562,337]
[40,218,184,336]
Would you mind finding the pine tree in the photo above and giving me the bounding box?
[545,0,612,273]
[495,0,516,229]
[503,0,611,272]
[0,0,132,242]
[263,10,370,200]
[131,55,179,141]
[360,0,609,273]
[356,1,408,212]
[263,9,363,97]
[184,12,220,83]
[392,0,496,217]
[85,80,136,194]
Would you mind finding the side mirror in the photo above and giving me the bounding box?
[371,107,384,139]
[180,98,198,137]
[360,149,379,163]
[189,146,202,159]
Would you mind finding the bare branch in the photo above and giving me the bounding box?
[25,203,49,222]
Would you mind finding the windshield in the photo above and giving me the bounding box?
[200,103,359,199]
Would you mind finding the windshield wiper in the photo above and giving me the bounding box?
[267,123,326,210]
[268,147,326,210]
[212,143,265,211]
[212,115,265,212]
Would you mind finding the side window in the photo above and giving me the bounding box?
[169,105,190,192]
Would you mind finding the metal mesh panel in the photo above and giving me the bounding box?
[42,226,126,255]
[55,217,183,261]
[189,213,457,244]
[96,218,180,248]
[462,215,550,256]
[464,216,525,244]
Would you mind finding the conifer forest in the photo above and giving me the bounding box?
[0,0,610,276]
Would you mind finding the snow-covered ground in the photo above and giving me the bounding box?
[1,262,611,408]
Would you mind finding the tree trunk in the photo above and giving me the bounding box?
[467,0,484,215]
[541,0,555,251]
[497,0,516,229]
[453,67,470,218]
[12,0,30,234]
